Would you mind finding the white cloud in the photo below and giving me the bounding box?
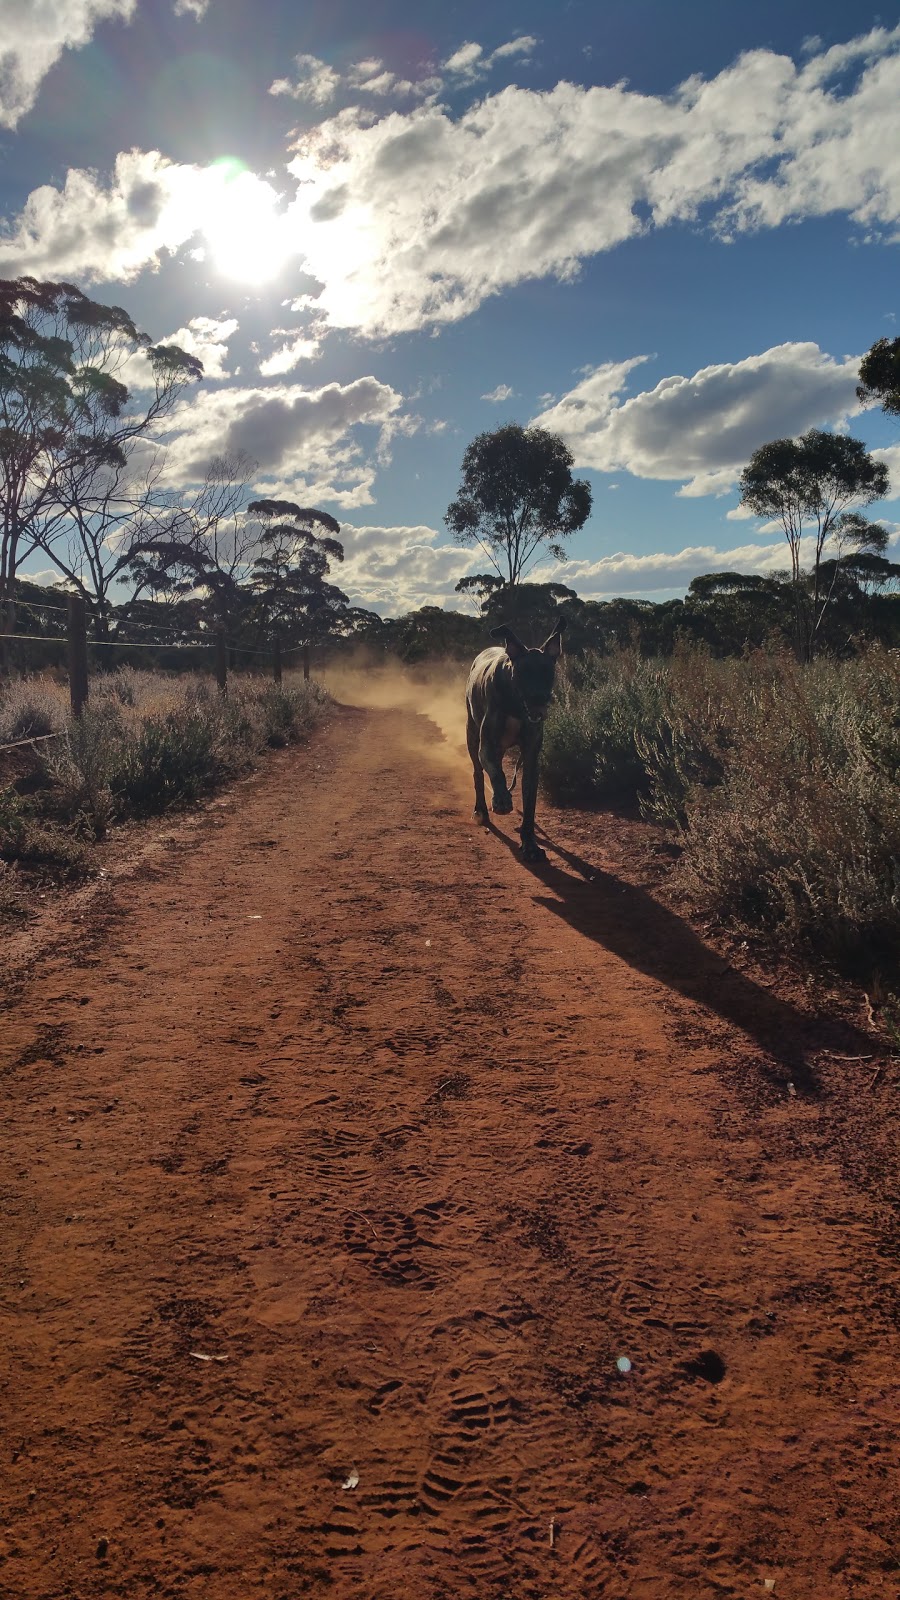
[269,53,340,106]
[444,42,483,76]
[481,383,516,403]
[347,58,441,100]
[10,25,900,328]
[270,52,440,108]
[258,330,323,377]
[0,0,135,128]
[531,343,863,494]
[443,35,538,82]
[337,523,478,612]
[162,315,237,380]
[0,148,199,280]
[161,375,404,508]
[872,443,900,495]
[286,25,900,335]
[117,312,237,389]
[0,149,294,285]
[533,539,794,597]
[719,24,900,237]
[173,0,208,16]
[531,527,900,600]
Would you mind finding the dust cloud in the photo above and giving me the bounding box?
[320,656,472,788]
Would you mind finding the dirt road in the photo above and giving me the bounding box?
[1,699,897,1600]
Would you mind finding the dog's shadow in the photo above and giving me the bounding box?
[484,819,874,1095]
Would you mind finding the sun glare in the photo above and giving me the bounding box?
[200,158,294,285]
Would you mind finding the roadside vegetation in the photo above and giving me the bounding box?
[0,669,329,911]
[543,645,900,977]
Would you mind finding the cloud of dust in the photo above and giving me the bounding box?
[320,653,471,786]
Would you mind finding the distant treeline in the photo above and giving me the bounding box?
[333,565,900,663]
[10,560,900,673]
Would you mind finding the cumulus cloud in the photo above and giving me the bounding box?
[161,375,404,508]
[162,315,237,379]
[10,25,900,327]
[258,329,323,377]
[117,312,237,390]
[531,343,863,495]
[173,0,209,15]
[481,383,516,403]
[532,538,798,598]
[337,523,478,613]
[0,0,135,128]
[286,25,900,335]
[0,149,293,284]
[443,36,538,82]
[269,53,341,106]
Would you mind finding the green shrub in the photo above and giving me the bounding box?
[256,684,314,747]
[0,670,331,902]
[0,788,93,879]
[543,653,665,805]
[42,703,122,839]
[0,679,65,744]
[112,704,230,814]
[543,644,900,971]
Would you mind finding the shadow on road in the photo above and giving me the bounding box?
[485,820,875,1093]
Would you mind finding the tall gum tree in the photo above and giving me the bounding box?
[738,429,889,660]
[445,424,592,602]
[0,276,202,660]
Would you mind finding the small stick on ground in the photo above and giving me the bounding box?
[868,1064,884,1091]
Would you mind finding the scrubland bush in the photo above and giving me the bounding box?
[0,785,93,878]
[542,653,666,804]
[0,677,67,744]
[544,646,900,969]
[0,669,330,894]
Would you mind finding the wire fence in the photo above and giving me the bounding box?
[0,731,66,753]
[1,598,313,736]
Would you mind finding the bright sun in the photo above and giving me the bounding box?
[200,158,294,284]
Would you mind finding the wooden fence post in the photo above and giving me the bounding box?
[215,630,228,696]
[273,636,282,685]
[302,643,310,682]
[67,594,89,717]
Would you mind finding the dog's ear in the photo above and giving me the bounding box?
[490,624,527,661]
[541,619,565,658]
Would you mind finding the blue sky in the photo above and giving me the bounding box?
[3,0,900,614]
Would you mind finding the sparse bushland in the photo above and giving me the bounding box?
[0,669,330,902]
[543,646,900,973]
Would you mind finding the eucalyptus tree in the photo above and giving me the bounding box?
[0,276,202,659]
[134,452,260,644]
[247,499,349,650]
[857,336,900,416]
[739,430,889,659]
[445,424,592,588]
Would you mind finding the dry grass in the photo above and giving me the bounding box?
[0,668,331,897]
[544,646,900,973]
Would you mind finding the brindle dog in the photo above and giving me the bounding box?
[465,619,565,861]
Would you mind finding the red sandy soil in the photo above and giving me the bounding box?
[1,696,898,1600]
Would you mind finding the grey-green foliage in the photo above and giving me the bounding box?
[542,646,900,968]
[542,653,666,804]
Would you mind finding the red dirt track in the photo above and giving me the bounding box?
[1,699,897,1599]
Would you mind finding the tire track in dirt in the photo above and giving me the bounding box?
[0,702,897,1599]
